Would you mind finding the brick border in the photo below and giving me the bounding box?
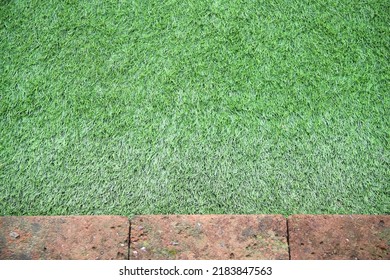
[0,215,389,260]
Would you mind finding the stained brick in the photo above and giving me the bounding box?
[288,215,390,260]
[0,216,129,260]
[130,215,288,260]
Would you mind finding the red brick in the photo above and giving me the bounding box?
[130,215,288,260]
[0,216,129,260]
[288,215,390,260]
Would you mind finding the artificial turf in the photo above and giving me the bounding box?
[1,0,389,216]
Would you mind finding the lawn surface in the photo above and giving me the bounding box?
[1,0,389,216]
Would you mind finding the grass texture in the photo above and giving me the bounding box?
[1,0,389,216]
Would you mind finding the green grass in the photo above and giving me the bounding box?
[1,0,389,216]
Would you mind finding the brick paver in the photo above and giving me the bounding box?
[288,215,390,260]
[0,216,129,260]
[130,215,288,260]
[1,214,389,260]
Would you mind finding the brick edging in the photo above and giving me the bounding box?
[0,215,388,260]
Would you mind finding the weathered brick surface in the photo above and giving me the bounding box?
[0,216,129,260]
[288,215,390,260]
[130,215,288,260]
[2,214,388,260]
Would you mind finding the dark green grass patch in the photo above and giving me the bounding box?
[1,0,389,216]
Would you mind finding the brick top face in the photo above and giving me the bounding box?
[288,215,390,260]
[0,216,129,260]
[1,214,388,260]
[130,215,289,260]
